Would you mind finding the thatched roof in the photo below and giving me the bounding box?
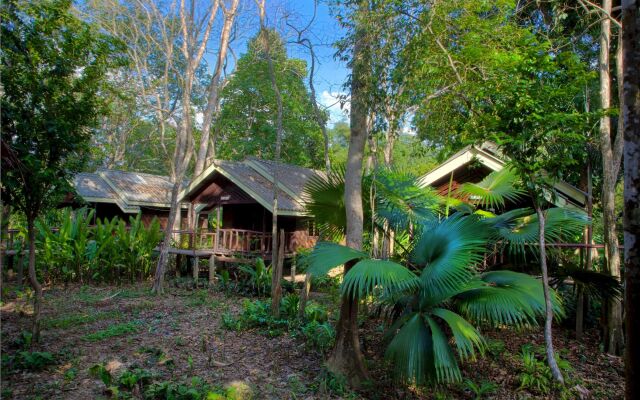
[181,158,325,216]
[73,170,184,213]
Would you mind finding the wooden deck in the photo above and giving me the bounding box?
[164,228,316,260]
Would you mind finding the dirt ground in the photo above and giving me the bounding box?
[1,284,325,399]
[1,283,625,400]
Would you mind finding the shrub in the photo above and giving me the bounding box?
[221,298,335,352]
[300,320,335,353]
[2,351,56,372]
[83,320,142,342]
[35,209,162,283]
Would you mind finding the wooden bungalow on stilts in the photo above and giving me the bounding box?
[169,157,321,281]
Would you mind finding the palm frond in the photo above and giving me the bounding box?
[431,307,485,361]
[455,270,564,327]
[306,241,367,277]
[302,166,347,241]
[412,215,488,300]
[342,259,419,298]
[494,207,589,255]
[385,314,436,385]
[554,265,622,301]
[456,168,525,210]
[426,316,462,383]
[373,168,441,231]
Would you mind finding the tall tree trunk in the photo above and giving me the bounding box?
[535,204,564,384]
[254,1,285,317]
[193,0,240,176]
[326,2,370,384]
[153,180,183,293]
[600,0,625,355]
[622,1,640,398]
[26,217,43,343]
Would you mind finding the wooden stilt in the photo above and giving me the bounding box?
[208,255,216,285]
[192,256,199,286]
[290,259,296,284]
[298,272,312,320]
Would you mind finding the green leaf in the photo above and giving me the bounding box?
[307,242,367,277]
[341,259,419,298]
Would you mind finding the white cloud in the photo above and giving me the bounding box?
[318,90,350,126]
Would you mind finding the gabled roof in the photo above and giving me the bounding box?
[73,170,186,213]
[181,158,324,216]
[417,142,587,208]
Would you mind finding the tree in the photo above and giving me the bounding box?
[595,0,625,356]
[253,0,286,318]
[323,0,372,384]
[622,0,640,397]
[216,30,324,168]
[0,0,118,341]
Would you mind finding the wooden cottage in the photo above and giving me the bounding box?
[178,157,322,261]
[417,142,587,209]
[71,169,187,228]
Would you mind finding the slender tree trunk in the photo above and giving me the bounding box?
[254,2,286,316]
[0,204,8,291]
[577,161,593,339]
[326,2,370,383]
[26,217,42,344]
[600,0,625,355]
[535,205,564,384]
[193,0,240,176]
[298,271,312,319]
[622,1,640,398]
[152,182,182,294]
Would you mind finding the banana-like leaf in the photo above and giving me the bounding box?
[306,241,367,277]
[342,259,419,298]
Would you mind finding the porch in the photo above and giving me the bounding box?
[165,228,317,262]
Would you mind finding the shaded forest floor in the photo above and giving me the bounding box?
[1,283,624,399]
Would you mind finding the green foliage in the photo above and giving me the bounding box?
[462,378,498,400]
[221,298,334,353]
[303,301,328,323]
[237,258,272,296]
[2,351,56,372]
[456,168,526,211]
[83,320,142,342]
[308,212,569,385]
[45,310,122,329]
[217,29,324,168]
[35,209,162,283]
[518,350,552,394]
[518,345,572,395]
[315,368,353,398]
[0,0,123,221]
[300,321,336,353]
[90,364,231,400]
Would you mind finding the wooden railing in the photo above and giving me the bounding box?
[167,229,317,255]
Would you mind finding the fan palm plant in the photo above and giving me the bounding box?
[307,214,562,385]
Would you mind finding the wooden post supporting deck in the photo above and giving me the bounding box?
[208,255,216,285]
[192,256,199,286]
[290,259,296,284]
[299,272,312,320]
